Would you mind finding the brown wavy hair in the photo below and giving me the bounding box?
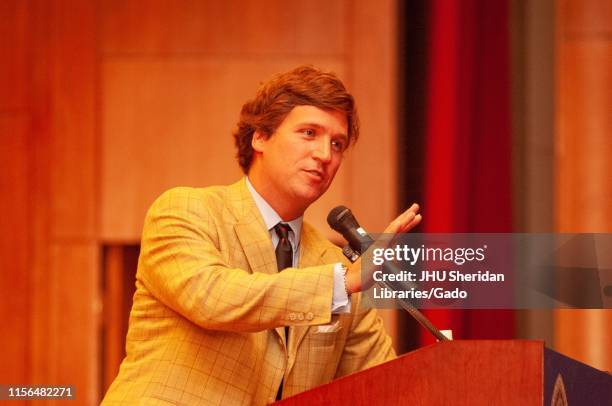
[233,65,360,173]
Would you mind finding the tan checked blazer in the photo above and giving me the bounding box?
[102,179,395,405]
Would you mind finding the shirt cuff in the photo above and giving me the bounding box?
[331,263,351,314]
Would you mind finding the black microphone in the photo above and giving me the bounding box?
[327,205,450,342]
[327,205,374,257]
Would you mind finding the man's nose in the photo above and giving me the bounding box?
[312,138,332,162]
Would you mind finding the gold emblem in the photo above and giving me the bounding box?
[551,373,568,406]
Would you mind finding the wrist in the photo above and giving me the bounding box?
[340,263,352,297]
[344,265,361,295]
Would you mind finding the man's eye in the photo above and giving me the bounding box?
[331,140,346,151]
[302,129,315,136]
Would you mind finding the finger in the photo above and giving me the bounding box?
[386,203,421,233]
[398,204,420,225]
[384,211,415,234]
[399,213,422,233]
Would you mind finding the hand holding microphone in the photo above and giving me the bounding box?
[327,204,422,294]
[328,204,451,342]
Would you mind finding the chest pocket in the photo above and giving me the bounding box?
[308,321,343,347]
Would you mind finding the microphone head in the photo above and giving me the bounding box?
[327,205,351,231]
[327,205,360,233]
[327,205,372,255]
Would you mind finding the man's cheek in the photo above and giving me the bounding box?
[329,162,342,180]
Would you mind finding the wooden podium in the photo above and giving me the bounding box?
[277,340,612,405]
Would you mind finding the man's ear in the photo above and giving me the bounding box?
[252,130,268,153]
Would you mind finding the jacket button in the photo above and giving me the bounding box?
[297,312,304,321]
[306,312,314,320]
[289,313,296,320]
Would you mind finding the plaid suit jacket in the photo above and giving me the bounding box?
[102,179,395,405]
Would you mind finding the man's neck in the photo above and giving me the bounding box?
[247,171,305,221]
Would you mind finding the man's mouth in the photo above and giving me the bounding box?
[304,169,324,181]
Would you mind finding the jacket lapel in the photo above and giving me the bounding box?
[229,179,277,276]
[228,179,287,344]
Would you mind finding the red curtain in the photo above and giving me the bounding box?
[420,0,514,344]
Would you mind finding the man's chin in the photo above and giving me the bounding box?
[295,186,326,206]
[308,188,331,204]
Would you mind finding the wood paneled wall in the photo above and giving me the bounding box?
[554,0,612,371]
[1,1,99,404]
[511,0,556,345]
[99,0,398,242]
[1,1,399,403]
[0,0,29,387]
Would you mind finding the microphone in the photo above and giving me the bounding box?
[327,205,450,342]
[327,206,374,257]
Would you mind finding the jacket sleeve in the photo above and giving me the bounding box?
[335,292,396,377]
[137,187,335,332]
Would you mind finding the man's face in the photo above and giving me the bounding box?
[250,105,349,219]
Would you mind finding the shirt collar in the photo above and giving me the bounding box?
[245,177,303,244]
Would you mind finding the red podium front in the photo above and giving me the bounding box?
[277,340,612,405]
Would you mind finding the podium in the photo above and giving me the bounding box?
[278,340,612,405]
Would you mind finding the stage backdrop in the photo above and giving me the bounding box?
[420,0,515,345]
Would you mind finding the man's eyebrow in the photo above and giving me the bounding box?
[296,122,325,130]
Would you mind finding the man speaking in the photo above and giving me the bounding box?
[103,65,421,405]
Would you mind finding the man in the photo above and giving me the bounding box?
[103,65,421,405]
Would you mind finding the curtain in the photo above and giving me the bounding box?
[420,0,514,344]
